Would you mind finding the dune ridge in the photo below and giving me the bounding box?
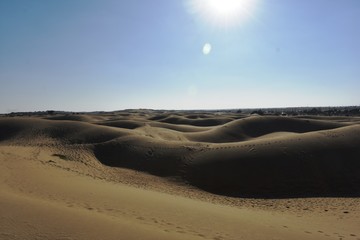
[185,125,360,197]
[1,111,360,240]
[1,113,359,198]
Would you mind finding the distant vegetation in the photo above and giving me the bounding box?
[2,106,360,117]
[245,106,360,117]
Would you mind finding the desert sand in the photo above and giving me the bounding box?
[1,110,360,240]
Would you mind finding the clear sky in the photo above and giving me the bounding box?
[0,0,359,113]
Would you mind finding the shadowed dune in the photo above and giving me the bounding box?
[93,137,189,176]
[97,120,146,129]
[185,116,347,143]
[184,125,360,197]
[158,115,233,126]
[148,114,171,121]
[295,115,360,123]
[45,114,107,122]
[0,118,132,144]
[149,122,212,133]
[1,113,359,198]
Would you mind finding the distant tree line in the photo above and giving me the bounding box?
[238,106,360,116]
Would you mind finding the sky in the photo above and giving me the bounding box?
[0,0,359,113]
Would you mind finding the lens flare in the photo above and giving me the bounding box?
[202,43,212,55]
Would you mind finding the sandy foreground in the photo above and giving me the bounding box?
[1,111,360,240]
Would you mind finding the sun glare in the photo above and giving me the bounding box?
[187,0,257,27]
[208,0,244,17]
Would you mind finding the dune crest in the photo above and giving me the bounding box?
[1,113,359,197]
[1,111,360,240]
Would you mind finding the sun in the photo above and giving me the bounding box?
[187,0,257,28]
[208,0,246,17]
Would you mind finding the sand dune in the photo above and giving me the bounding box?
[0,117,132,144]
[186,116,347,143]
[1,111,360,239]
[149,121,212,132]
[97,119,146,129]
[1,114,359,197]
[158,114,234,126]
[44,114,101,122]
[185,125,360,197]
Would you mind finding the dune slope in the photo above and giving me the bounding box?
[1,112,360,240]
[1,145,359,240]
[185,125,360,197]
[1,114,359,197]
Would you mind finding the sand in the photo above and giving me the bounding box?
[1,111,359,240]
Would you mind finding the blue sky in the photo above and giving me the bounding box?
[0,0,359,112]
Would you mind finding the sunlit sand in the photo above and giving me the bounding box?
[1,110,359,240]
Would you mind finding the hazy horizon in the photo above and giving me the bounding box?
[1,0,359,113]
[2,105,360,115]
